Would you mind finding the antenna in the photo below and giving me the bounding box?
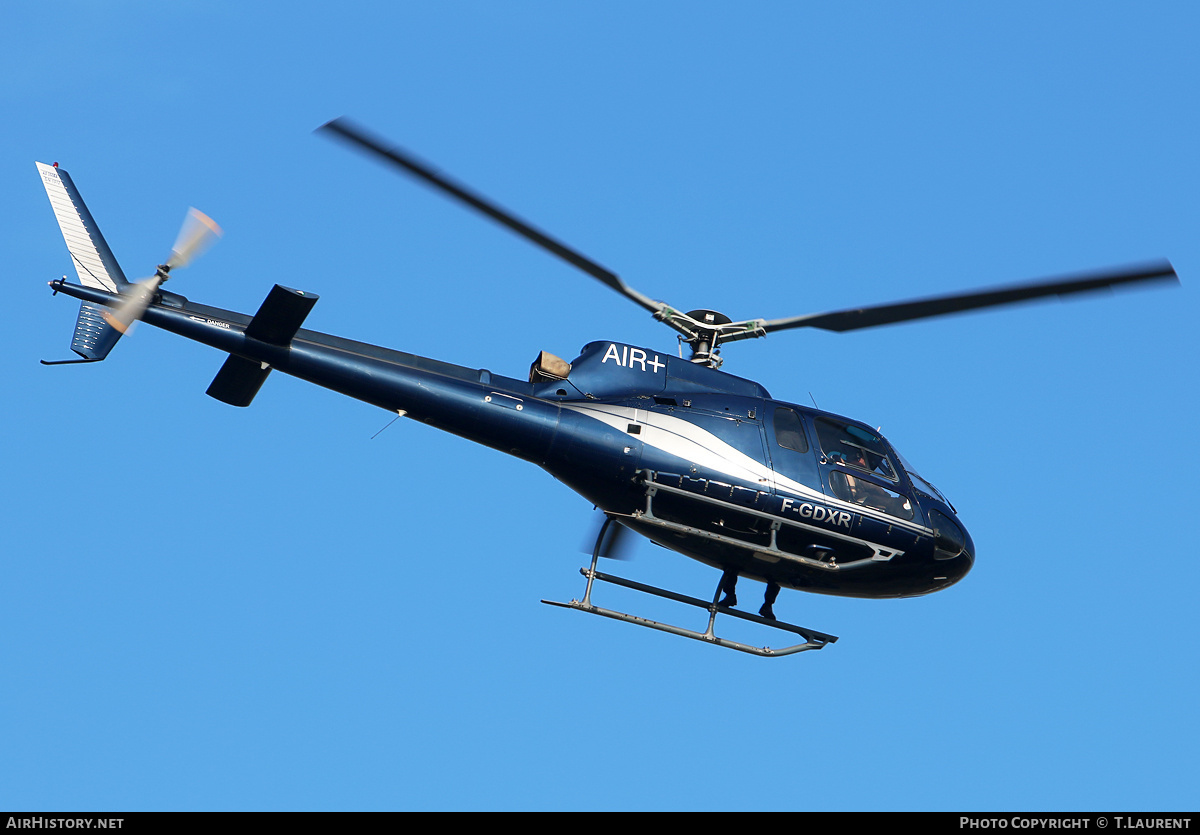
[371,410,407,440]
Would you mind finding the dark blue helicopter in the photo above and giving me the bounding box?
[37,121,1179,656]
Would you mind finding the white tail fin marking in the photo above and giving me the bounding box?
[36,162,125,293]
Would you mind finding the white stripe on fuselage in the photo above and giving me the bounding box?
[562,402,932,534]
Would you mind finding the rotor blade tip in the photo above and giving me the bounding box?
[101,311,131,334]
[191,208,223,237]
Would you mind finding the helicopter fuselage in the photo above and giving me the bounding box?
[53,279,974,600]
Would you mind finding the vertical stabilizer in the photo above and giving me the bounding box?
[36,162,128,291]
[68,302,124,361]
[37,162,128,361]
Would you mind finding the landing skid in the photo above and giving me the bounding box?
[542,520,838,658]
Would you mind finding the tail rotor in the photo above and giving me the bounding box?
[103,208,221,334]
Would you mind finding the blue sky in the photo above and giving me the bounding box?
[3,1,1197,811]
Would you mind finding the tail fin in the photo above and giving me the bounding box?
[37,162,129,360]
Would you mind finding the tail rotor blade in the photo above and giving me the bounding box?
[166,208,222,271]
[102,276,161,334]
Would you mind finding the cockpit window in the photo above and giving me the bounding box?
[814,417,898,482]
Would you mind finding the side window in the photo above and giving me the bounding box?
[829,471,914,520]
[773,407,808,453]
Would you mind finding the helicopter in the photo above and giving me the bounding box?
[36,119,1179,657]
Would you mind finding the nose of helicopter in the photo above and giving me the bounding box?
[951,539,975,577]
[925,547,973,593]
[928,508,974,589]
[958,526,976,573]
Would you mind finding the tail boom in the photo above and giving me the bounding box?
[48,279,561,463]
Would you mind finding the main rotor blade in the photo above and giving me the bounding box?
[754,261,1178,335]
[582,514,635,560]
[317,117,661,314]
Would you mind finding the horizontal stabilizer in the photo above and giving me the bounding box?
[207,355,272,407]
[245,285,319,345]
[206,284,319,406]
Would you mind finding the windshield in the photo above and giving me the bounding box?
[894,449,952,507]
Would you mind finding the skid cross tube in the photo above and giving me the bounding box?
[542,519,837,657]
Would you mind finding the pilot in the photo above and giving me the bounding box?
[718,569,782,620]
[842,449,913,518]
[842,449,891,510]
